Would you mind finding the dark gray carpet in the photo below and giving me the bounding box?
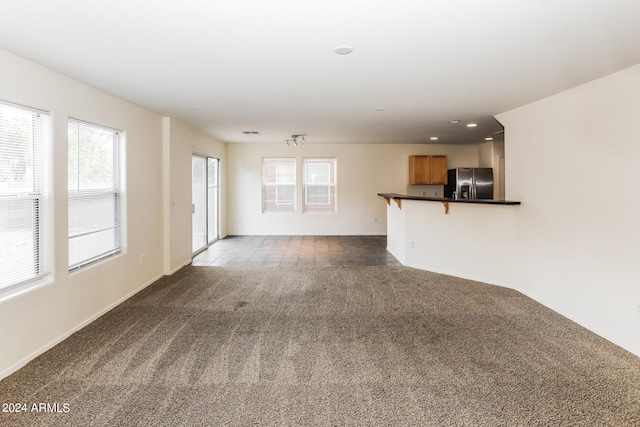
[1,266,639,426]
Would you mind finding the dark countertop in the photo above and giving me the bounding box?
[378,193,521,205]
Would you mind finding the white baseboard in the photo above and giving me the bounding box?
[402,261,640,358]
[516,288,640,358]
[405,262,516,291]
[0,272,165,381]
[168,259,191,275]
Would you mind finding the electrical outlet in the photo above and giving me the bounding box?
[140,254,145,266]
[635,304,640,319]
[373,217,378,223]
[410,241,416,249]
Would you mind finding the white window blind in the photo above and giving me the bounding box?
[304,158,336,213]
[263,158,296,213]
[0,101,50,290]
[68,119,121,270]
[275,163,295,205]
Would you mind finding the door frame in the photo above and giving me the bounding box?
[192,154,220,257]
[207,156,220,246]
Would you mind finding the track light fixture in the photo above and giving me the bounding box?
[284,134,307,147]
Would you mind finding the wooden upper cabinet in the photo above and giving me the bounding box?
[430,155,448,184]
[409,155,448,185]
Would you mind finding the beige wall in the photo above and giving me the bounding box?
[0,50,227,378]
[3,41,637,379]
[227,142,480,235]
[0,49,165,376]
[390,61,640,357]
[388,63,640,356]
[163,118,227,273]
[477,140,506,199]
[478,141,493,167]
[497,63,640,356]
[389,200,519,287]
[191,127,228,240]
[164,118,192,272]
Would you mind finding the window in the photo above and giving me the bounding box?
[0,101,50,290]
[262,158,296,213]
[304,158,336,213]
[68,119,121,270]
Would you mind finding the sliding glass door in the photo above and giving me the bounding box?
[207,157,219,244]
[192,155,220,255]
[192,155,207,254]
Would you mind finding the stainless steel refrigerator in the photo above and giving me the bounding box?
[444,168,494,200]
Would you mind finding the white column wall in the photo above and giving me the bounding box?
[164,118,193,273]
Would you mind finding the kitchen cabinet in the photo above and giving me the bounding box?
[409,155,448,185]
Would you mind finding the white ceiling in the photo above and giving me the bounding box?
[2,0,640,145]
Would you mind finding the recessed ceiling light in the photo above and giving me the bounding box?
[448,120,461,124]
[242,131,261,135]
[374,108,385,112]
[189,106,199,110]
[485,137,493,141]
[334,45,354,55]
[466,123,477,127]
[430,137,438,141]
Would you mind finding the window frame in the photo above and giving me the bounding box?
[262,157,296,213]
[304,162,331,206]
[303,158,337,213]
[0,100,51,292]
[67,118,122,271]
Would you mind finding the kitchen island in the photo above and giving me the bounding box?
[378,192,521,288]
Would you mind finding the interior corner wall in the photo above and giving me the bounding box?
[227,142,480,235]
[0,49,166,377]
[497,63,640,356]
[164,118,228,274]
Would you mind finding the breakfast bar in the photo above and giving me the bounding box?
[378,192,521,288]
[378,192,520,210]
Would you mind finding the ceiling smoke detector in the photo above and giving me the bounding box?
[334,45,354,55]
